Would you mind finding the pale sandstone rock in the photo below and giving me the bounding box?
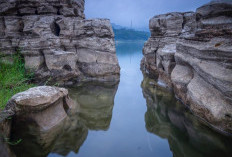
[4,81,119,156]
[0,0,120,84]
[142,1,232,133]
[141,76,232,157]
[5,86,73,131]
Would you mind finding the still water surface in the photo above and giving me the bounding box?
[9,41,232,157]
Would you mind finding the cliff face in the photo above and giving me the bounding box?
[141,1,232,133]
[141,11,196,86]
[0,0,120,84]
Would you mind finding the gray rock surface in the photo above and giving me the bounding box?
[5,86,73,131]
[3,81,119,157]
[0,0,120,84]
[141,76,232,157]
[141,12,196,86]
[141,1,232,133]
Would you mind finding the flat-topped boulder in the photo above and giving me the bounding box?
[0,81,119,157]
[8,86,68,111]
[4,86,73,131]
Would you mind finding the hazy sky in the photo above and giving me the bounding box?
[85,0,211,29]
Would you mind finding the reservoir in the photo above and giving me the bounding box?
[7,41,232,157]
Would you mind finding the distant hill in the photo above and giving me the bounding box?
[111,23,125,30]
[111,23,150,41]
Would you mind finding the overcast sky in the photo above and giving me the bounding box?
[85,0,211,30]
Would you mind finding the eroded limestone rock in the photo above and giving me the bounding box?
[142,1,232,133]
[0,0,120,84]
[141,12,196,85]
[5,86,73,131]
[2,81,119,157]
[142,76,232,157]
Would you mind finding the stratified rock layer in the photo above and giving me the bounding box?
[141,76,232,157]
[141,1,232,133]
[141,11,196,87]
[0,0,120,84]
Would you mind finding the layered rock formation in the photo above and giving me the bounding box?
[141,1,232,133]
[142,76,232,157]
[0,0,120,84]
[141,11,196,86]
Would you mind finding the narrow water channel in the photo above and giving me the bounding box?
[7,41,232,157]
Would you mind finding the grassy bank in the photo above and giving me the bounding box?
[0,52,35,109]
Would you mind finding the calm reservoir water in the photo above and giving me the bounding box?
[7,41,232,157]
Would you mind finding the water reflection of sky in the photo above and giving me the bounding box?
[62,40,172,157]
[11,40,232,157]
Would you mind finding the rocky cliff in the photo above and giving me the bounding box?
[141,1,232,133]
[0,0,120,84]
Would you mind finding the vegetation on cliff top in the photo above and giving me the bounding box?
[0,52,35,109]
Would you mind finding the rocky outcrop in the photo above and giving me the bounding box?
[5,86,73,131]
[141,1,232,133]
[0,81,118,156]
[141,11,196,86]
[0,0,120,84]
[0,86,74,157]
[142,76,232,157]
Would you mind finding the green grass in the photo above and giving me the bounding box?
[0,52,35,109]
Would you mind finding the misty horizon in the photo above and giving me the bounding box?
[85,0,211,30]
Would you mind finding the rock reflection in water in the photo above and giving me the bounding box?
[141,76,232,157]
[8,81,118,157]
[69,81,119,131]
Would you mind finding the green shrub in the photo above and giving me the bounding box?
[0,51,35,109]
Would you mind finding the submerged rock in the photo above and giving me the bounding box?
[0,0,120,84]
[141,1,232,133]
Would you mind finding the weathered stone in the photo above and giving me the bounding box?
[141,75,232,157]
[5,86,73,131]
[141,11,195,85]
[149,12,183,37]
[0,0,120,84]
[2,81,119,156]
[142,0,232,133]
[196,0,232,38]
